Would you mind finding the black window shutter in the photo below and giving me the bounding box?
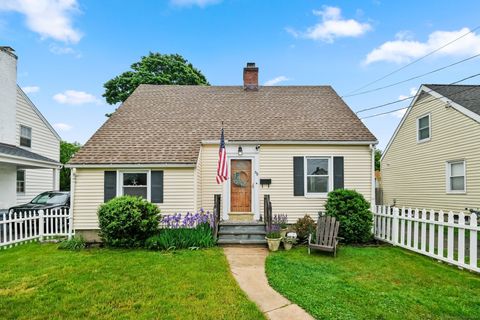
[333,157,344,190]
[293,157,304,196]
[151,171,164,203]
[104,171,117,202]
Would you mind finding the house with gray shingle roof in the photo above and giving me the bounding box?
[382,84,480,212]
[0,47,61,211]
[68,63,377,242]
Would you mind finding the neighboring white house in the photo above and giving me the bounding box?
[382,84,480,212]
[0,46,61,210]
[68,63,377,241]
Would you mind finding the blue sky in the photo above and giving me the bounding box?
[1,0,480,150]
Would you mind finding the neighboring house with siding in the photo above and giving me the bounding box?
[0,47,61,210]
[68,63,377,241]
[382,84,480,212]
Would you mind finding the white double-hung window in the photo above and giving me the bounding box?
[417,114,431,142]
[305,157,331,195]
[447,160,466,193]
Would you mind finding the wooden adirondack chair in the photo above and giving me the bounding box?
[308,215,342,257]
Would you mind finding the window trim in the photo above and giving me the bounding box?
[117,170,151,201]
[16,169,26,194]
[446,160,466,194]
[304,156,333,198]
[416,113,431,143]
[19,125,32,148]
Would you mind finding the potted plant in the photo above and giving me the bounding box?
[265,224,282,252]
[274,214,289,238]
[283,232,297,251]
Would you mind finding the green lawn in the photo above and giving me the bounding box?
[0,244,264,320]
[266,245,480,320]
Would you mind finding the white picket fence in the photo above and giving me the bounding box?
[373,206,479,273]
[0,207,71,249]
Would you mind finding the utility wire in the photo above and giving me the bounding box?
[361,97,480,119]
[355,73,480,115]
[342,53,480,98]
[342,25,480,96]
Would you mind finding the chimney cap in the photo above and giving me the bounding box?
[246,62,256,68]
[0,46,17,59]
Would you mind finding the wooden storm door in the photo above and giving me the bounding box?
[230,159,252,212]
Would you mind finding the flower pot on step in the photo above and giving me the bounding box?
[265,237,282,251]
[283,242,293,251]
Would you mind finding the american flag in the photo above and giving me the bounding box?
[216,127,228,184]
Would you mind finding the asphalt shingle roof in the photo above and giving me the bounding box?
[0,142,59,164]
[70,85,377,165]
[426,84,480,116]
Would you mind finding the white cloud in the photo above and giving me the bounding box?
[49,44,82,57]
[365,27,480,64]
[170,0,221,7]
[287,6,372,43]
[53,90,99,105]
[21,86,40,93]
[53,122,72,131]
[264,76,290,86]
[394,87,418,118]
[0,0,82,43]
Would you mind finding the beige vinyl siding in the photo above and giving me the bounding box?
[72,169,104,230]
[382,93,480,212]
[15,89,60,204]
[73,168,196,230]
[195,148,202,210]
[199,144,373,222]
[200,145,223,212]
[259,145,372,223]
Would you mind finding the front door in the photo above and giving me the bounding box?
[230,159,252,212]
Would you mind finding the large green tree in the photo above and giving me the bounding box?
[60,141,81,191]
[103,53,209,105]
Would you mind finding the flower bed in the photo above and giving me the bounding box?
[146,210,216,250]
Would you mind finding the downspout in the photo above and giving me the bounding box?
[370,144,376,208]
[68,167,76,239]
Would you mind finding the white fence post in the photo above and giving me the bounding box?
[392,207,399,245]
[39,209,44,242]
[458,212,465,265]
[470,212,477,270]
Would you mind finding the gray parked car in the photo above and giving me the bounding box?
[8,191,70,213]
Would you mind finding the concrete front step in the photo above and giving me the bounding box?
[218,239,267,246]
[218,221,267,245]
[228,212,255,222]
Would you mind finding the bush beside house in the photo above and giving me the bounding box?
[325,189,373,244]
[98,196,160,248]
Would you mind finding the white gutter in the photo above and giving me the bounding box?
[0,154,61,169]
[66,163,196,169]
[202,140,378,145]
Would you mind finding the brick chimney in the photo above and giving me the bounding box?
[243,62,258,91]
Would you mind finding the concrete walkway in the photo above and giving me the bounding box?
[223,247,314,320]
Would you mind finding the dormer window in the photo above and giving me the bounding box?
[20,125,32,148]
[417,114,431,143]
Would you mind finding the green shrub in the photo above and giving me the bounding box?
[145,223,215,250]
[58,236,86,250]
[98,196,160,248]
[325,189,373,244]
[294,215,316,243]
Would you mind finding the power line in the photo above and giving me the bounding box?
[361,97,480,120]
[342,53,480,98]
[342,25,480,96]
[355,73,480,115]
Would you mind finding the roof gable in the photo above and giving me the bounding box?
[17,86,61,141]
[70,85,376,165]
